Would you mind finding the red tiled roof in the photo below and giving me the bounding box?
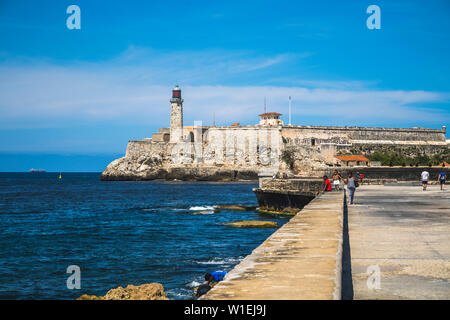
[231,122,240,126]
[259,112,282,117]
[335,155,369,161]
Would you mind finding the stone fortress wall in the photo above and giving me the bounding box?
[118,123,447,179]
[280,125,447,171]
[282,125,446,146]
[101,85,448,181]
[125,126,282,168]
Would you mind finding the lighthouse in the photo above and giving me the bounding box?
[170,85,183,143]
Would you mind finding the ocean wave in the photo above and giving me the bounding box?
[166,287,193,300]
[195,256,244,265]
[186,280,201,288]
[140,207,187,212]
[189,205,216,211]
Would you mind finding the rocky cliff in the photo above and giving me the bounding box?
[100,155,259,181]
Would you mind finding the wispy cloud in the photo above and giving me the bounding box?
[0,47,448,131]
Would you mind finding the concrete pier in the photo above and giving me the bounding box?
[202,191,344,300]
[347,185,450,299]
[201,183,449,300]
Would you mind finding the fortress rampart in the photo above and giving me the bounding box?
[282,126,447,150]
[101,85,448,181]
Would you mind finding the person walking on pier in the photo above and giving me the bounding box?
[345,172,357,204]
[421,169,430,191]
[332,171,342,191]
[438,166,446,190]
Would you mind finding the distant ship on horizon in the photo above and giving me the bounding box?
[29,168,46,173]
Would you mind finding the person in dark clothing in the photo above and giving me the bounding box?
[345,172,357,204]
[194,271,228,298]
[438,164,446,191]
[195,273,214,298]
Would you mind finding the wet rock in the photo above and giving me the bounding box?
[190,209,217,215]
[225,220,278,228]
[256,207,298,216]
[100,161,259,182]
[77,294,104,300]
[77,283,168,300]
[217,205,257,211]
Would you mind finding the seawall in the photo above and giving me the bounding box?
[253,178,323,210]
[315,166,450,183]
[201,191,344,300]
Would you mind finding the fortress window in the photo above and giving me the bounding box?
[311,139,316,146]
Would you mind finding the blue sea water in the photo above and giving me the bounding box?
[0,173,290,300]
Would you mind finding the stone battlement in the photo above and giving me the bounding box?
[101,85,448,181]
[284,125,445,133]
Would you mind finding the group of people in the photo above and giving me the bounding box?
[421,165,447,191]
[321,165,447,205]
[322,170,361,204]
[273,171,289,179]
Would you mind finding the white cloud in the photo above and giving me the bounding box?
[0,47,448,130]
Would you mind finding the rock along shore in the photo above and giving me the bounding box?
[100,160,259,182]
[77,283,168,300]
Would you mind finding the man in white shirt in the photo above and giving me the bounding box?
[421,170,430,191]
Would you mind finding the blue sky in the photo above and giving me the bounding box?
[0,0,449,171]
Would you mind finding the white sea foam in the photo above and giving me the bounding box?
[166,287,192,300]
[187,280,201,288]
[195,256,244,265]
[190,210,215,215]
[189,205,216,211]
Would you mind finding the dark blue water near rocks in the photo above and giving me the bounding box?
[0,173,290,300]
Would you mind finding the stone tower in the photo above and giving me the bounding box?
[170,85,183,143]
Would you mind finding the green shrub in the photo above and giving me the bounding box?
[368,149,449,166]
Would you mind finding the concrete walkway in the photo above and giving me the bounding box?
[347,185,450,299]
[202,191,344,300]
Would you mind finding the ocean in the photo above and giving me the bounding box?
[0,173,290,300]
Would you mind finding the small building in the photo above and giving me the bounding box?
[259,112,283,127]
[151,128,170,142]
[335,155,369,167]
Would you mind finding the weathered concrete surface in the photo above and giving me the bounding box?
[348,185,450,299]
[201,191,344,300]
